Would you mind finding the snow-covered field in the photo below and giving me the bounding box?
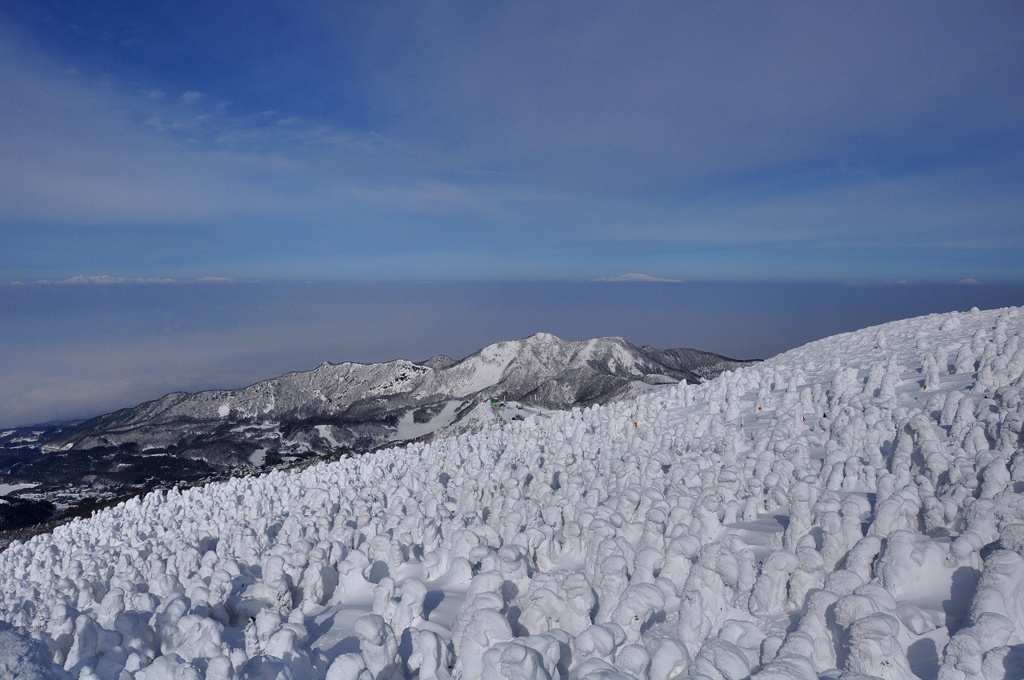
[0,482,37,497]
[2,306,1024,679]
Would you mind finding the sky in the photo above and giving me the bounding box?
[1,2,1022,283]
[1,3,1023,426]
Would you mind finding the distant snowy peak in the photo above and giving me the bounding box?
[85,333,744,425]
[592,273,683,282]
[415,355,457,370]
[44,333,752,466]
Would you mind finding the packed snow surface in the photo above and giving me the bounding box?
[391,402,463,442]
[2,306,1024,679]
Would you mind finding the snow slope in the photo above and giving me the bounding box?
[2,306,1024,679]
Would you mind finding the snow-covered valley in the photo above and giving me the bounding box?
[2,305,1024,679]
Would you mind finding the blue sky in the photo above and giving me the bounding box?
[1,2,1022,283]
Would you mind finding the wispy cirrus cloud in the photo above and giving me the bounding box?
[0,21,499,232]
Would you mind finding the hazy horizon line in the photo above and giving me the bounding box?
[4,274,1021,287]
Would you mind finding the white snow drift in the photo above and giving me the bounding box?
[2,306,1024,680]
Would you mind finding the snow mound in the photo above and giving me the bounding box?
[2,306,1024,680]
[0,621,70,679]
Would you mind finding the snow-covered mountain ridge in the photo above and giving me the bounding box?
[2,306,1024,679]
[0,334,748,545]
[41,333,748,460]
